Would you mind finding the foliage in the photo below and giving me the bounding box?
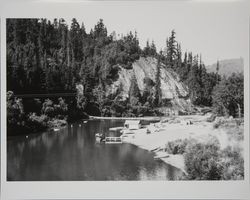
[7,18,143,118]
[7,91,25,127]
[7,19,238,120]
[26,113,49,132]
[163,30,220,107]
[142,77,155,106]
[129,74,141,106]
[164,130,244,180]
[165,30,177,68]
[142,40,157,57]
[154,55,162,107]
[220,146,244,180]
[164,139,189,154]
[41,98,68,118]
[212,73,244,117]
[184,138,223,180]
[47,118,67,129]
[7,91,27,135]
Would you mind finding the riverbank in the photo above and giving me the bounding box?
[89,115,162,121]
[122,114,244,175]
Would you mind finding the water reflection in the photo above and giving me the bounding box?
[8,119,183,181]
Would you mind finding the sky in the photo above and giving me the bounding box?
[1,0,250,65]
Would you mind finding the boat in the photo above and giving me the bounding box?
[83,121,88,123]
[95,133,105,143]
[53,128,60,131]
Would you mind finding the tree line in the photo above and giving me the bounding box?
[7,18,244,135]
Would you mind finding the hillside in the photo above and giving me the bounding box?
[107,57,193,113]
[206,58,244,77]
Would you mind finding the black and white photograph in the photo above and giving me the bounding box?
[1,0,250,198]
[5,12,246,182]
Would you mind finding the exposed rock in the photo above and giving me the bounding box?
[107,57,193,113]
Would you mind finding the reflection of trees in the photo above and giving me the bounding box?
[8,120,182,180]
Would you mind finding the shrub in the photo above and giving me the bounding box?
[184,138,223,180]
[42,99,55,117]
[26,113,49,132]
[220,146,244,180]
[42,98,68,118]
[48,118,67,129]
[7,91,25,126]
[213,117,227,128]
[164,139,189,154]
[7,91,27,135]
[226,126,244,141]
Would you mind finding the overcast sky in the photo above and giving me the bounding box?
[52,0,249,66]
[1,0,250,65]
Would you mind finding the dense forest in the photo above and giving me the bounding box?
[7,18,244,135]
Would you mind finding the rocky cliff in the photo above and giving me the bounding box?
[107,57,193,113]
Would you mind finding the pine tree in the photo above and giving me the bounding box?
[150,41,157,57]
[216,60,220,73]
[70,18,81,61]
[166,30,177,68]
[154,54,162,107]
[129,73,141,106]
[143,40,151,57]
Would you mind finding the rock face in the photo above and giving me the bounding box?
[107,57,193,113]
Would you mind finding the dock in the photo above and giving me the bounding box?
[104,136,122,144]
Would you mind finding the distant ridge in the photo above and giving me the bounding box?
[206,58,244,77]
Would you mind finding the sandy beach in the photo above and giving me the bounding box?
[122,114,238,174]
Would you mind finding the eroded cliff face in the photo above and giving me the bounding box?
[107,57,193,113]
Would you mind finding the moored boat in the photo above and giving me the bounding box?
[95,133,105,143]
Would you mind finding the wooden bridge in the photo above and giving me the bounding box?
[14,93,76,98]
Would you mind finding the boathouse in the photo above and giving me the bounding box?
[124,120,141,130]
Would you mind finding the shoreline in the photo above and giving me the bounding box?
[89,115,163,121]
[121,114,216,174]
[124,138,187,174]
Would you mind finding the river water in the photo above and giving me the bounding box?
[7,119,183,181]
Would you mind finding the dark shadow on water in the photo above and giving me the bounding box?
[7,119,183,181]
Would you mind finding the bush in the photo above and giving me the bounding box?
[42,98,68,118]
[26,113,49,132]
[220,146,244,180]
[48,118,67,129]
[42,99,55,117]
[164,139,189,154]
[213,116,227,128]
[7,91,25,126]
[184,138,223,180]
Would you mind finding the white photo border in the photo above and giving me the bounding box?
[1,0,250,199]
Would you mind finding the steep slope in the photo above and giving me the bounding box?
[206,58,244,77]
[107,57,193,113]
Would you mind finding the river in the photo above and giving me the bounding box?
[7,119,183,181]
